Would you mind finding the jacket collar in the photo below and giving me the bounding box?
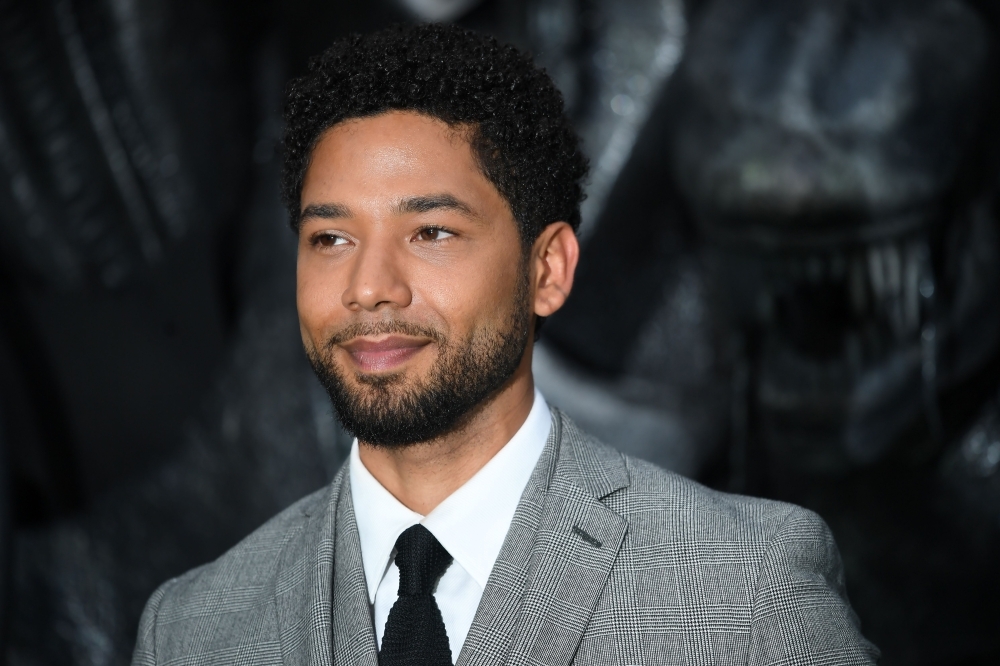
[558,410,630,501]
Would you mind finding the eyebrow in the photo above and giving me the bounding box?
[299,202,352,222]
[395,194,476,219]
[297,193,478,229]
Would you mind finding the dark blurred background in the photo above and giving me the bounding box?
[1,0,998,663]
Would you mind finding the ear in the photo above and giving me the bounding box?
[531,222,580,318]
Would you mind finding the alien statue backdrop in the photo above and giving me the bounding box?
[0,0,998,664]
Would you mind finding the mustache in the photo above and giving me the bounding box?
[325,319,445,348]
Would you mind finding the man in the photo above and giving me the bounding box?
[133,23,878,666]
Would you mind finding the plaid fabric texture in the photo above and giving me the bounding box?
[133,409,878,665]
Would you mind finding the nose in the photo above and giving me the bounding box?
[342,237,412,312]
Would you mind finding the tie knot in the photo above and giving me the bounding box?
[393,524,453,597]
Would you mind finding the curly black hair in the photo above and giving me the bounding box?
[281,22,588,243]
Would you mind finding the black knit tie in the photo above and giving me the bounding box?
[379,524,454,666]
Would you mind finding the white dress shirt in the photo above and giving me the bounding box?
[349,389,551,663]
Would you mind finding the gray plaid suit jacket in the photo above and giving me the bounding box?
[133,409,878,665]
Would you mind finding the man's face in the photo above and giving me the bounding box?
[297,111,533,446]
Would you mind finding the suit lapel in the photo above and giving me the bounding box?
[272,474,339,666]
[458,410,629,666]
[274,469,379,666]
[456,424,556,666]
[330,473,381,666]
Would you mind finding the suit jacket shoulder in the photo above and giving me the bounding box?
[132,481,337,666]
[561,413,806,550]
[622,449,800,544]
[557,415,878,665]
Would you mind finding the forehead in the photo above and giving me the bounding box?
[301,111,488,200]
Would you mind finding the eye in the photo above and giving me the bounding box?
[312,232,350,248]
[415,226,455,242]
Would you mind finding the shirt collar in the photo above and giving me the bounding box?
[350,389,551,602]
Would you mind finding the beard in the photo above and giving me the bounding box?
[307,270,533,447]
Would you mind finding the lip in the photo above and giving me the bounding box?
[340,335,431,373]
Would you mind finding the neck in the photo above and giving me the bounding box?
[357,355,536,516]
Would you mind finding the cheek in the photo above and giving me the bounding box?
[412,254,521,332]
[296,256,345,340]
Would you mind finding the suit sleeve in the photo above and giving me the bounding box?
[131,579,173,666]
[747,506,880,665]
